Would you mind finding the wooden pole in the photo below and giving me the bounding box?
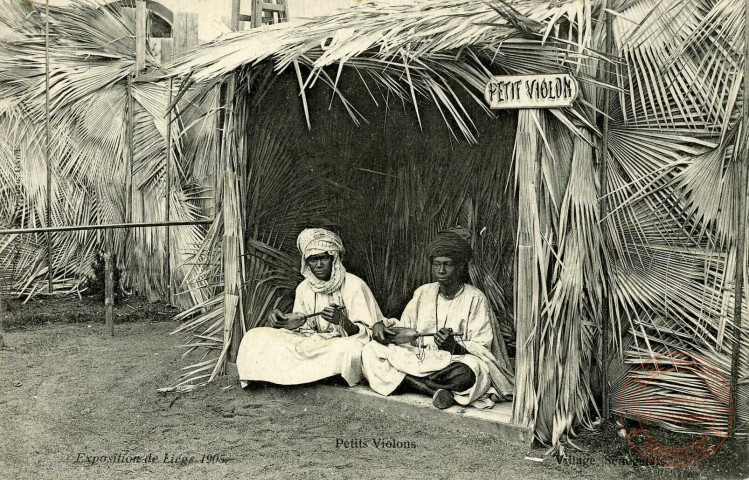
[729,0,749,439]
[511,109,541,428]
[45,0,52,294]
[224,75,244,365]
[252,0,263,28]
[126,76,134,223]
[282,0,289,22]
[599,6,613,422]
[231,0,240,31]
[225,0,243,367]
[123,75,134,290]
[173,12,199,56]
[124,2,144,305]
[533,112,544,394]
[104,252,114,336]
[214,84,222,218]
[165,78,173,305]
[135,0,147,75]
[0,275,6,349]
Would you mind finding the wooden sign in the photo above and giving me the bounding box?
[484,74,578,109]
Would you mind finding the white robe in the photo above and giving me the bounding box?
[237,273,382,387]
[362,283,514,408]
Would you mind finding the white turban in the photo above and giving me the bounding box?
[296,228,346,294]
[297,228,345,259]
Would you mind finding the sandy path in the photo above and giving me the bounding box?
[0,321,742,479]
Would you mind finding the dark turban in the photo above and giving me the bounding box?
[426,228,473,264]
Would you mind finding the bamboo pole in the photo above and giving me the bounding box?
[599,6,613,422]
[165,78,173,305]
[729,0,749,439]
[45,0,52,294]
[0,219,213,235]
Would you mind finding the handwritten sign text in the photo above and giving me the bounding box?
[484,74,578,109]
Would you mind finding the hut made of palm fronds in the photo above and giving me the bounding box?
[1,0,747,452]
[159,0,748,450]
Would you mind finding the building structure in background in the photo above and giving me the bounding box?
[44,1,409,44]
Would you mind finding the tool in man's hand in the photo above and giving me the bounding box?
[276,304,346,323]
[386,327,463,345]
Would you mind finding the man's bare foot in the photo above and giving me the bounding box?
[432,389,455,409]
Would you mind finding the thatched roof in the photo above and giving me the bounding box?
[158,0,613,141]
[168,0,548,76]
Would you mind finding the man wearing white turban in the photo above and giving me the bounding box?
[236,228,383,387]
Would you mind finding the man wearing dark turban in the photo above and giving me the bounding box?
[362,228,514,410]
[424,229,473,266]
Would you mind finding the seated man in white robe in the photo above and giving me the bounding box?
[237,228,382,388]
[362,228,514,409]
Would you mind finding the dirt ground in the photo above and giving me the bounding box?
[1,297,747,479]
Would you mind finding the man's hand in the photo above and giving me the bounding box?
[435,328,457,353]
[372,321,396,345]
[321,304,359,335]
[268,309,289,329]
[268,310,306,330]
[321,304,347,325]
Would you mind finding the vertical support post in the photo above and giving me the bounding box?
[511,109,541,428]
[104,252,114,336]
[165,78,173,305]
[252,0,263,28]
[223,75,244,365]
[135,0,147,75]
[213,84,222,218]
[532,113,544,394]
[599,5,613,422]
[0,275,6,349]
[126,75,134,223]
[45,0,52,294]
[225,0,244,367]
[282,0,290,22]
[173,12,200,56]
[159,38,173,64]
[231,0,240,31]
[729,0,749,439]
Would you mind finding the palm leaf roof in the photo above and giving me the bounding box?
[155,0,618,143]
